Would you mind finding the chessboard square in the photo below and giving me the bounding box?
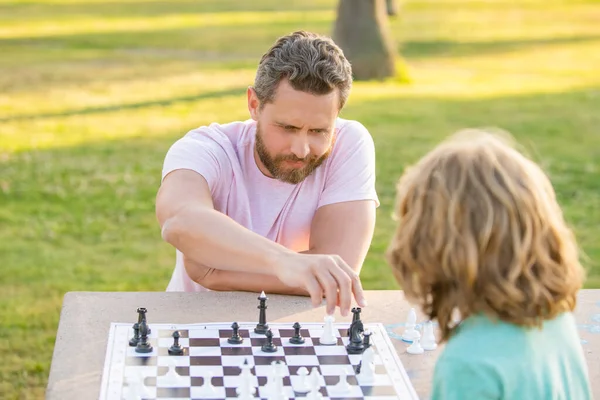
[126,342,158,357]
[288,365,322,376]
[257,383,295,399]
[159,337,190,348]
[219,337,251,348]
[189,355,223,366]
[225,387,240,398]
[189,365,224,377]
[223,365,256,376]
[158,347,189,357]
[282,346,316,356]
[218,328,251,338]
[188,346,222,357]
[223,374,259,388]
[188,329,220,339]
[190,385,226,399]
[156,386,191,398]
[124,365,157,382]
[319,364,353,377]
[313,345,348,356]
[221,346,253,356]
[254,363,290,377]
[157,356,190,367]
[188,338,220,347]
[324,373,358,386]
[156,375,192,388]
[190,376,224,387]
[277,328,311,338]
[327,383,364,399]
[361,385,398,397]
[252,345,285,357]
[158,329,189,338]
[318,355,351,365]
[283,354,319,366]
[125,356,157,366]
[348,354,362,365]
[256,375,292,387]
[221,355,255,367]
[253,355,286,365]
[357,373,392,386]
[121,384,157,399]
[250,337,283,347]
[157,366,190,376]
[249,329,279,339]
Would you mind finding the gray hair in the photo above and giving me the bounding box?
[254,31,353,110]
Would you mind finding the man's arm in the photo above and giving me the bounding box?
[156,169,366,314]
[197,200,376,303]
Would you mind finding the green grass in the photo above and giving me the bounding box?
[1,0,600,397]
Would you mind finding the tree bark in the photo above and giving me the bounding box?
[332,0,397,81]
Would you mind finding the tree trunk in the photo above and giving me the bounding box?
[332,0,397,81]
[386,0,400,16]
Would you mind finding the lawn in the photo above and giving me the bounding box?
[1,0,599,397]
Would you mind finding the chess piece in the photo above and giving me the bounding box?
[294,367,310,393]
[421,321,438,351]
[168,330,184,355]
[306,367,323,400]
[137,307,151,335]
[261,329,277,352]
[345,309,365,354]
[236,359,256,399]
[407,337,425,354]
[254,291,269,334]
[331,367,351,393]
[228,322,244,344]
[161,357,186,386]
[319,315,337,345]
[363,329,372,349]
[135,319,153,353]
[128,322,140,347]
[289,322,305,344]
[358,346,376,383]
[269,360,288,400]
[401,308,421,342]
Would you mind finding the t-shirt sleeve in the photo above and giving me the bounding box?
[161,130,227,195]
[318,121,380,208]
[431,356,502,400]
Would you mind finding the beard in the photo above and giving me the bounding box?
[255,122,333,184]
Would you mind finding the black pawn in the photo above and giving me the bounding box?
[289,322,305,344]
[135,320,153,353]
[228,322,244,344]
[128,322,140,347]
[261,329,277,353]
[137,307,151,335]
[254,291,269,334]
[363,330,372,349]
[168,330,184,355]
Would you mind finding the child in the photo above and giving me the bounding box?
[386,129,592,399]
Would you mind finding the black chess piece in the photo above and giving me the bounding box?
[345,314,365,354]
[168,330,184,355]
[347,307,362,336]
[355,360,362,374]
[363,330,372,349]
[289,322,305,344]
[135,319,153,353]
[128,322,140,347]
[254,291,269,334]
[137,307,151,335]
[228,322,244,344]
[261,329,277,352]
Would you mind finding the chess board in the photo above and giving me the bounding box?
[99,321,418,399]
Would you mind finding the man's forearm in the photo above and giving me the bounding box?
[162,204,293,276]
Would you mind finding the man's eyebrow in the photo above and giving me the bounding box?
[274,121,331,131]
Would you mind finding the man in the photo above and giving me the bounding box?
[156,31,379,317]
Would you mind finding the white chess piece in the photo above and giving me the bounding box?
[124,370,152,400]
[421,321,438,351]
[402,308,421,342]
[407,337,425,354]
[236,358,256,399]
[305,368,323,400]
[331,367,351,393]
[266,361,288,400]
[294,367,311,393]
[161,357,186,386]
[196,371,217,397]
[319,315,337,345]
[358,346,376,383]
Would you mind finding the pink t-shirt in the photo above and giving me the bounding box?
[161,118,379,292]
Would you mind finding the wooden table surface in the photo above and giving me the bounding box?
[45,289,600,399]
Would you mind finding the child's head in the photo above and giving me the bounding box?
[386,129,584,342]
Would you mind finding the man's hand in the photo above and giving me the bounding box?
[272,252,367,316]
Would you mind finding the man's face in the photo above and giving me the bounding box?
[248,79,339,184]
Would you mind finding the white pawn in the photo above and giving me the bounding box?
[319,315,337,345]
[294,367,311,393]
[421,321,438,351]
[305,367,323,400]
[332,367,351,393]
[402,308,421,342]
[197,371,217,397]
[407,337,424,354]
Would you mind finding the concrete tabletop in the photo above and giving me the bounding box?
[46,289,600,399]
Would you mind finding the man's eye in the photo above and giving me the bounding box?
[283,126,296,132]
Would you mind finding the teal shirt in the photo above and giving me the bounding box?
[431,312,592,400]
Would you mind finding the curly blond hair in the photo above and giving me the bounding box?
[386,129,585,342]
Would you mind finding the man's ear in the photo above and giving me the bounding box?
[247,86,261,121]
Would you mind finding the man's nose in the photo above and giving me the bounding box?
[290,134,310,159]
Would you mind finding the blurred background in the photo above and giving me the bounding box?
[1,0,599,397]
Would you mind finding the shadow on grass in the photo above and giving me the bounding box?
[401,35,600,59]
[0,86,247,123]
